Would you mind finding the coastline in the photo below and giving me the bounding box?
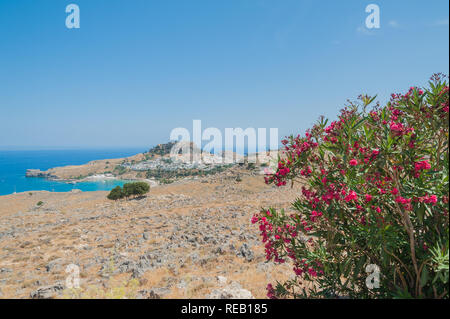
[0,148,150,196]
[20,144,278,195]
[24,152,147,182]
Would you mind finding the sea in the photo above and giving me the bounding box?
[0,148,148,196]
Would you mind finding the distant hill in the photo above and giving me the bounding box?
[148,142,177,156]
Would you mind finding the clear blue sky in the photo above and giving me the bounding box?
[0,0,448,149]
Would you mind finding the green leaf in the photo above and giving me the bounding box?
[420,266,429,288]
[416,204,425,224]
[353,255,367,280]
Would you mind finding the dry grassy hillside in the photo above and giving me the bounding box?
[0,167,302,299]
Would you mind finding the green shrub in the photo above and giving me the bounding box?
[123,182,150,198]
[114,165,127,175]
[107,186,125,201]
[107,182,150,200]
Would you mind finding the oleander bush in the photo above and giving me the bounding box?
[253,74,449,298]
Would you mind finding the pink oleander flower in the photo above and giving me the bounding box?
[266,284,276,299]
[422,194,438,205]
[308,268,317,277]
[293,267,303,276]
[310,210,323,222]
[344,190,358,202]
[415,160,431,171]
[390,122,404,132]
[349,159,358,166]
[428,195,438,204]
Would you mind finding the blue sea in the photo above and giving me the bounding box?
[0,148,148,196]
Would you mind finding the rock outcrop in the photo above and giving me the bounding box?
[25,169,54,179]
[30,283,64,299]
[208,281,254,299]
[236,243,255,262]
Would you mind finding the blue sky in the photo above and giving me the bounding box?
[0,0,448,149]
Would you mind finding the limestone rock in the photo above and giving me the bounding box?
[216,276,228,285]
[136,287,170,299]
[208,282,254,299]
[237,243,254,262]
[30,283,64,299]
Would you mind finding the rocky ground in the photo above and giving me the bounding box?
[0,167,301,299]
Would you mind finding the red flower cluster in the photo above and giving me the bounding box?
[414,160,431,178]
